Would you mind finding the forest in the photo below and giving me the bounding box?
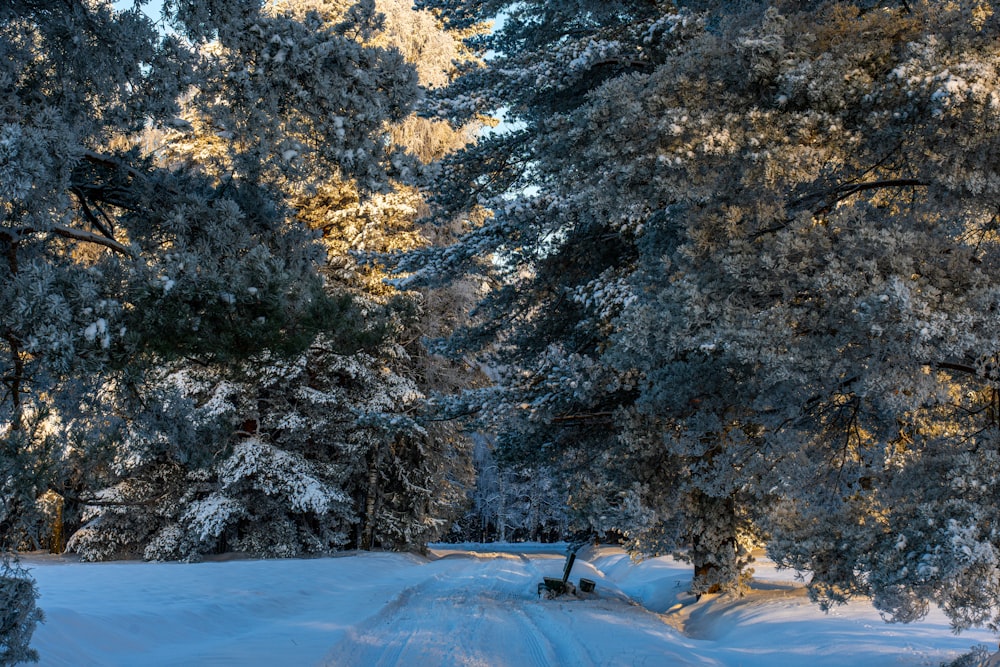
[4,0,1000,663]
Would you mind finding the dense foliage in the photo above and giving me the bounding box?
[405,0,1000,627]
[9,0,1000,659]
[64,0,484,563]
[1,0,481,656]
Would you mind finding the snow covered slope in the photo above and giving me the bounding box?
[23,544,996,666]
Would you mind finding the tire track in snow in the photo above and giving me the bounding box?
[319,550,705,667]
[518,600,598,666]
[321,552,570,666]
[322,557,482,666]
[504,553,562,666]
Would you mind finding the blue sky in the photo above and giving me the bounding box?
[113,0,164,20]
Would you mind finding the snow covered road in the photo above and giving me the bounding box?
[322,551,697,666]
[23,544,996,666]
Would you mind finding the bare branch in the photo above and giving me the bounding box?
[551,411,614,424]
[755,179,930,239]
[71,186,116,240]
[81,149,145,181]
[800,179,929,216]
[934,360,984,377]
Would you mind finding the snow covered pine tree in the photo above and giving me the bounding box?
[399,0,760,596]
[68,0,484,562]
[402,0,1000,628]
[1,0,424,656]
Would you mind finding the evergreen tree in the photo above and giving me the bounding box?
[2,0,418,652]
[69,0,483,561]
[452,433,568,543]
[400,0,751,593]
[0,555,40,666]
[405,0,1000,626]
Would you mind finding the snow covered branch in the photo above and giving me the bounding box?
[0,225,134,257]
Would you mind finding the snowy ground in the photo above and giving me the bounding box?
[22,543,998,666]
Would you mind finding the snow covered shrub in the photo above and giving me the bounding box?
[67,464,191,562]
[0,557,42,666]
[71,342,466,560]
[171,436,357,558]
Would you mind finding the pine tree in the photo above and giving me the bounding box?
[0,554,41,666]
[600,0,1000,621]
[404,0,1000,624]
[2,0,419,652]
[69,0,483,561]
[399,0,755,593]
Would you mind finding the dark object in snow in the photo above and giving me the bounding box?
[538,542,595,597]
[541,576,573,596]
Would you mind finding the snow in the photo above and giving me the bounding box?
[22,544,997,666]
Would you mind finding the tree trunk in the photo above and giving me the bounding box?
[688,489,738,596]
[360,453,379,551]
[47,492,64,554]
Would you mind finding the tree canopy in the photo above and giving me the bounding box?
[8,0,1000,660]
[1,0,445,658]
[405,0,1000,627]
[55,0,484,564]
